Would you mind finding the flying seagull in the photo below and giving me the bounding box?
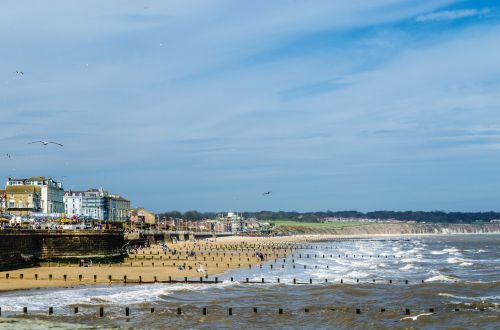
[29,141,64,147]
[400,312,433,321]
[262,191,271,195]
[5,153,11,158]
[16,70,24,75]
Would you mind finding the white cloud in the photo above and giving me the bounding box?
[416,8,490,22]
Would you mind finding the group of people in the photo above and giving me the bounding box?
[176,262,206,275]
[256,251,266,261]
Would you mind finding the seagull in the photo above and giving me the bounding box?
[400,312,434,321]
[15,70,24,75]
[262,191,271,195]
[5,153,11,158]
[29,141,64,147]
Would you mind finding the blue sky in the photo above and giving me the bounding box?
[2,0,500,212]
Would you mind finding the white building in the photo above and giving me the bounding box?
[217,211,245,233]
[6,177,64,215]
[82,188,107,220]
[64,191,84,218]
[73,188,131,222]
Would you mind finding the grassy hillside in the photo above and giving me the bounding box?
[270,220,363,229]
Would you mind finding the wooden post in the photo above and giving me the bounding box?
[23,307,27,314]
[203,307,207,315]
[49,307,53,315]
[125,307,130,316]
[356,308,361,314]
[177,307,182,315]
[79,275,83,282]
[100,307,104,317]
[405,308,410,315]
[228,308,232,315]
[279,308,283,314]
[124,275,127,283]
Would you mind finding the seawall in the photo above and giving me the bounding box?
[0,230,125,270]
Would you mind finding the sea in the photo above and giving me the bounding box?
[0,234,498,329]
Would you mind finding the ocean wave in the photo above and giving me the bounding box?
[438,293,500,302]
[447,257,474,266]
[400,264,418,271]
[442,247,461,255]
[345,271,371,279]
[425,274,458,282]
[0,283,237,311]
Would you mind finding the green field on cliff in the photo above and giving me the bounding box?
[270,220,363,228]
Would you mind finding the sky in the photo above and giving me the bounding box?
[2,0,500,213]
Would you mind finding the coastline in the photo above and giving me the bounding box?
[1,231,498,293]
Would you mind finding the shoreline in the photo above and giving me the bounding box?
[0,232,498,293]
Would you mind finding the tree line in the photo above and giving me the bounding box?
[157,210,500,223]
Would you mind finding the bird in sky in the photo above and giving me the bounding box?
[5,153,11,158]
[262,191,271,195]
[15,70,23,75]
[29,141,64,147]
[400,312,433,321]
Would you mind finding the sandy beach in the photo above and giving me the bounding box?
[0,236,300,292]
[1,232,498,292]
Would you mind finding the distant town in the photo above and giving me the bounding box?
[1,176,499,234]
[0,176,271,233]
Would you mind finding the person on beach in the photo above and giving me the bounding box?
[197,263,206,275]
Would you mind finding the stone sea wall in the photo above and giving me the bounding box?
[0,230,125,270]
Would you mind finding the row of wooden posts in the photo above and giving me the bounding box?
[133,245,385,254]
[1,273,438,285]
[0,305,485,317]
[130,253,405,259]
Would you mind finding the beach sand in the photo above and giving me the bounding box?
[0,236,302,292]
